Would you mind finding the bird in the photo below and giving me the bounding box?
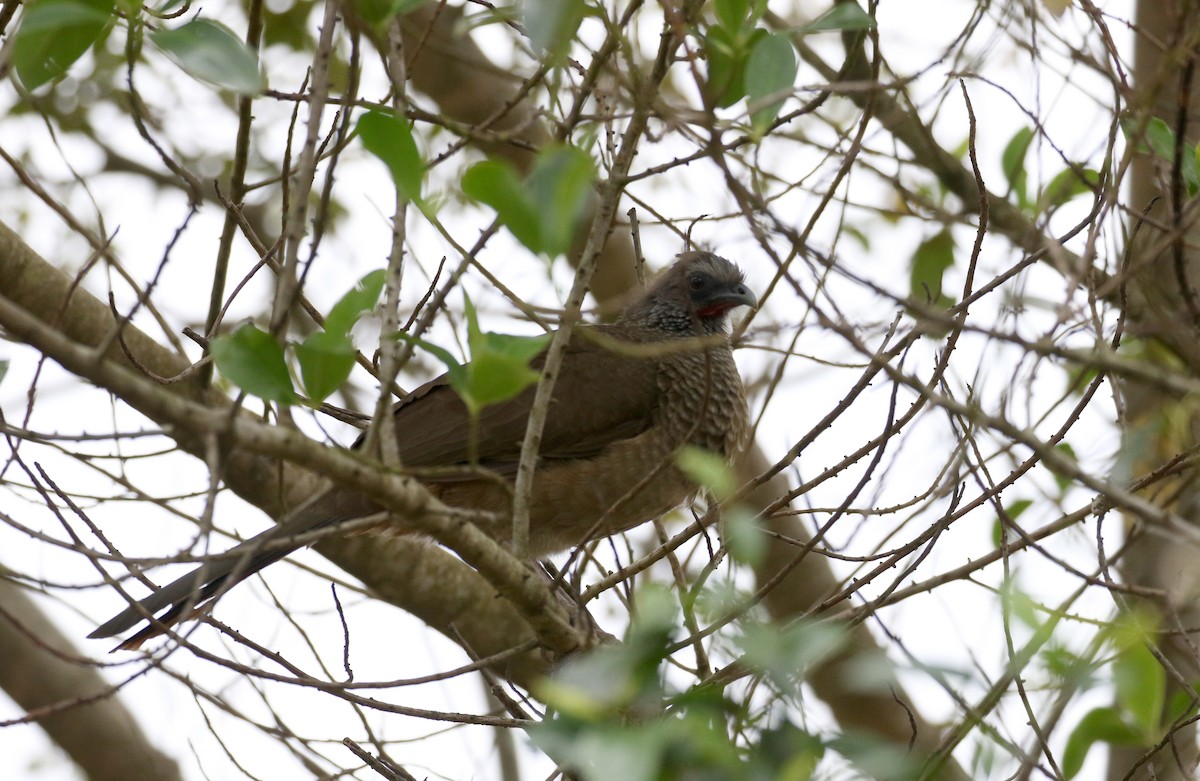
[90,251,756,648]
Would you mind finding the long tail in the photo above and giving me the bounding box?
[89,488,380,649]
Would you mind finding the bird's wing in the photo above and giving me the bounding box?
[385,327,661,475]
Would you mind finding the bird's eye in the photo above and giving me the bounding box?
[688,274,705,291]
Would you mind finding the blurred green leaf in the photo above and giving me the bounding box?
[1000,579,1041,630]
[463,145,595,256]
[1040,166,1100,210]
[1001,126,1034,203]
[151,19,263,94]
[992,498,1032,546]
[745,32,796,135]
[522,0,585,62]
[1121,115,1200,197]
[525,145,596,256]
[0,359,8,387]
[14,0,116,91]
[828,732,920,780]
[357,110,424,203]
[212,324,297,403]
[703,25,744,107]
[324,269,386,337]
[799,3,876,33]
[675,446,736,499]
[909,229,955,308]
[462,160,541,249]
[1062,707,1143,779]
[295,330,356,404]
[1113,634,1165,740]
[714,0,749,30]
[736,618,846,691]
[720,506,765,567]
[1051,442,1076,494]
[351,0,428,26]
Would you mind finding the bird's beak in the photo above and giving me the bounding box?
[697,283,757,316]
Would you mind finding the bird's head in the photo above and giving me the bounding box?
[624,252,757,335]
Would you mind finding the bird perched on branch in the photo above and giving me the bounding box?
[91,251,756,648]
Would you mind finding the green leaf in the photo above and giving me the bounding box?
[1062,707,1143,779]
[357,110,424,203]
[992,498,1033,546]
[1113,638,1165,740]
[1040,166,1100,210]
[324,269,387,337]
[295,330,357,404]
[714,0,749,30]
[462,146,595,257]
[736,619,846,691]
[799,3,876,33]
[462,294,550,410]
[1051,442,1076,494]
[721,506,765,567]
[151,19,263,95]
[745,32,796,135]
[703,25,746,108]
[909,229,955,308]
[14,0,116,91]
[999,579,1041,630]
[525,145,596,256]
[0,359,8,387]
[675,446,736,500]
[462,160,543,251]
[522,0,585,63]
[1122,116,1200,197]
[211,324,297,403]
[351,0,428,26]
[1001,126,1034,197]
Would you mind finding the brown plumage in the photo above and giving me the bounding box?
[90,252,755,647]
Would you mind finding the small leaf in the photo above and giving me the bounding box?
[745,32,796,135]
[14,0,116,91]
[721,506,765,566]
[151,19,263,95]
[351,0,429,27]
[324,269,387,337]
[1051,442,1076,494]
[703,25,747,108]
[463,146,595,257]
[1123,116,1200,197]
[799,3,876,33]
[714,0,749,30]
[0,359,8,387]
[212,324,297,403]
[1001,127,1034,207]
[525,145,596,257]
[1040,166,1100,210]
[357,110,423,203]
[295,330,356,404]
[909,229,955,308]
[676,446,736,500]
[992,498,1033,546]
[1062,707,1143,779]
[999,579,1041,630]
[522,0,585,62]
[462,160,542,251]
[1113,638,1165,740]
[736,619,846,690]
[462,294,550,409]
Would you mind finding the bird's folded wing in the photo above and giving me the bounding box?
[391,328,661,475]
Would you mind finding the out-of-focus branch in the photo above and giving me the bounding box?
[0,574,181,781]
